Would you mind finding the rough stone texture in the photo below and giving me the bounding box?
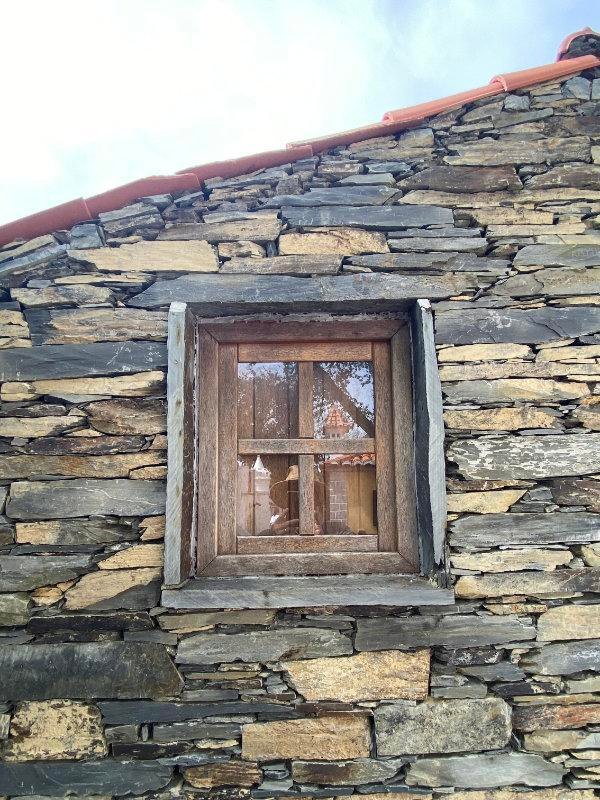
[406,752,565,788]
[443,408,559,431]
[0,593,30,627]
[520,639,600,675]
[537,604,600,641]
[443,378,588,404]
[450,513,600,549]
[242,714,370,761]
[25,308,167,345]
[513,702,600,732]
[69,240,218,272]
[177,628,352,664]
[375,698,511,755]
[184,761,262,788]
[64,568,162,610]
[451,548,571,573]
[279,228,389,255]
[0,643,182,700]
[291,758,404,786]
[455,569,599,599]
[282,649,430,701]
[4,700,107,761]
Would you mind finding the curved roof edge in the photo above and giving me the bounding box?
[0,34,598,248]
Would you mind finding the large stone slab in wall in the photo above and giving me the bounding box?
[444,135,590,166]
[282,649,430,702]
[355,615,535,651]
[520,639,600,675]
[267,185,399,205]
[291,758,405,786]
[514,244,600,268]
[0,554,92,591]
[0,593,30,627]
[64,568,162,611]
[0,642,182,700]
[455,569,600,599]
[405,752,565,788]
[242,713,370,761]
[69,240,218,272]
[537,604,600,641]
[128,272,476,310]
[443,378,588,404]
[220,254,341,275]
[159,214,281,243]
[0,340,167,381]
[0,760,172,795]
[449,434,600,480]
[435,307,600,344]
[176,628,352,664]
[282,204,453,228]
[494,267,600,298]
[450,513,600,550]
[6,479,165,519]
[375,698,511,755]
[398,165,522,192]
[25,307,168,345]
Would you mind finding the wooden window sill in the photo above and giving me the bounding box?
[161,574,454,610]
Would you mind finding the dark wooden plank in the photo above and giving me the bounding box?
[164,302,195,585]
[238,342,372,362]
[237,535,378,554]
[217,343,238,555]
[373,341,397,553]
[203,318,404,343]
[199,551,417,577]
[196,329,219,573]
[391,325,419,570]
[411,299,447,572]
[129,273,478,311]
[238,438,375,455]
[161,574,452,609]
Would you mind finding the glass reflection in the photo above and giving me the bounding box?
[238,362,298,439]
[237,455,299,535]
[314,361,374,439]
[315,455,377,535]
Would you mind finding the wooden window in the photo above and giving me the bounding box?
[165,300,446,586]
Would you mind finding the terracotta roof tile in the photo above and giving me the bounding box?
[0,29,598,247]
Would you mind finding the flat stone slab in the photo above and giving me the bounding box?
[456,569,600,599]
[0,341,167,381]
[291,757,405,786]
[128,272,475,310]
[449,434,600,480]
[176,628,352,664]
[405,752,565,788]
[282,204,453,228]
[6,478,165,519]
[435,307,600,344]
[450,512,600,550]
[69,240,218,272]
[514,244,600,268]
[375,698,511,755]
[0,760,172,795]
[0,554,92,591]
[267,185,399,205]
[520,639,600,675]
[0,642,182,700]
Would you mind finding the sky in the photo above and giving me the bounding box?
[0,0,597,225]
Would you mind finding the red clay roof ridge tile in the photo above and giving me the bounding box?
[0,30,598,248]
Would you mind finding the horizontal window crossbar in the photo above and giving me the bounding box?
[238,438,376,454]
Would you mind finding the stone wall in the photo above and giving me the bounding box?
[0,68,599,798]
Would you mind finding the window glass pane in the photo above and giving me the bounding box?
[313,361,374,439]
[238,362,298,439]
[315,455,377,535]
[237,455,299,536]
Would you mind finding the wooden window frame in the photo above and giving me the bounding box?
[165,298,446,587]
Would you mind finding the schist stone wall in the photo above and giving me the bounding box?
[0,66,599,800]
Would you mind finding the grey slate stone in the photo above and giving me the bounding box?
[0,340,167,381]
[0,554,92,591]
[398,165,522,193]
[435,307,600,344]
[348,253,509,273]
[375,698,511,755]
[514,244,600,268]
[6,478,165,519]
[450,512,600,550]
[448,434,600,480]
[69,223,104,249]
[494,267,600,298]
[520,639,600,675]
[99,700,301,724]
[291,758,405,786]
[355,614,535,651]
[0,642,182,700]
[0,760,172,795]
[176,628,352,664]
[405,752,565,788]
[0,244,68,279]
[266,185,399,205]
[282,204,453,229]
[0,593,30,627]
[220,255,341,275]
[128,272,474,311]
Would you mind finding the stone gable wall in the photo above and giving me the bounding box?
[0,70,599,798]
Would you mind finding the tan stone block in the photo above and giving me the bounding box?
[447,489,526,514]
[451,549,571,573]
[139,515,165,541]
[485,602,548,616]
[159,609,275,632]
[184,761,261,788]
[537,346,600,362]
[574,397,600,430]
[437,344,532,362]
[218,241,265,259]
[242,713,370,761]
[1,371,164,402]
[98,544,164,570]
[0,337,31,349]
[129,465,167,479]
[279,228,389,255]
[64,568,161,610]
[0,416,82,438]
[69,240,218,272]
[581,543,600,567]
[282,649,430,702]
[342,795,432,800]
[4,700,107,761]
[537,604,600,642]
[449,789,595,800]
[443,408,559,431]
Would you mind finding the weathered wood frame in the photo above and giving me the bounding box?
[164,297,446,587]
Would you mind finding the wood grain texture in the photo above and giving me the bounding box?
[238,438,375,455]
[200,551,417,577]
[196,329,219,573]
[391,325,419,569]
[217,343,238,555]
[411,299,447,572]
[238,342,372,362]
[237,534,378,554]
[298,363,315,536]
[203,317,404,343]
[373,341,397,553]
[164,302,195,585]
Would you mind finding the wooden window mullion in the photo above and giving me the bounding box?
[298,362,315,535]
